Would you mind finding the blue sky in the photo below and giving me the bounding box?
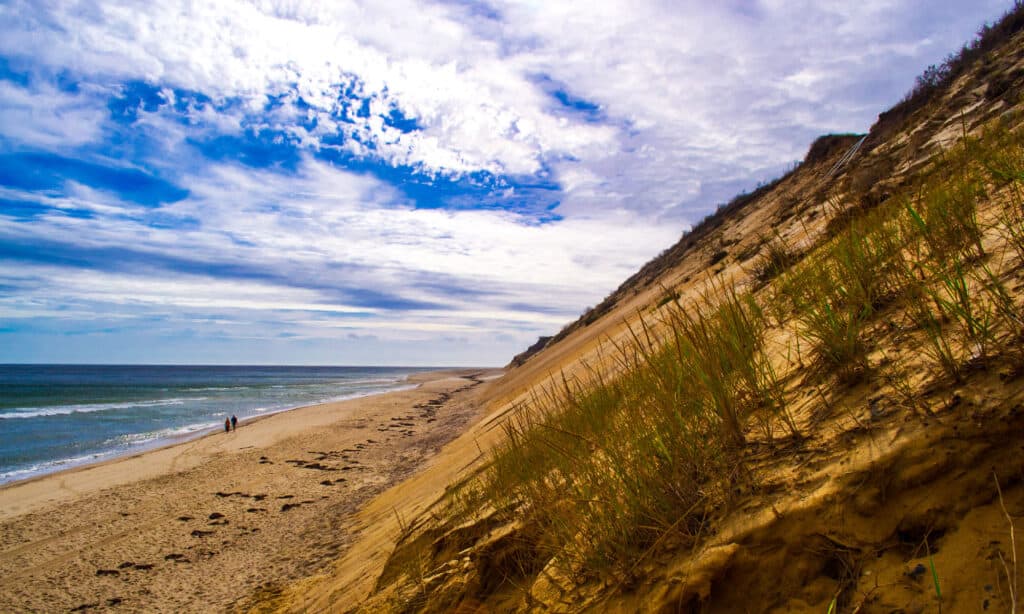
[0,0,1012,366]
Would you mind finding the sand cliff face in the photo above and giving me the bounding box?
[262,17,1024,614]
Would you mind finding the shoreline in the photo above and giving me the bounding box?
[0,378,423,491]
[0,367,500,612]
[0,365,485,491]
[0,368,487,519]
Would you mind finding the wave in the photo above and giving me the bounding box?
[103,422,215,447]
[0,450,117,483]
[0,397,209,420]
[327,377,404,386]
[313,383,418,406]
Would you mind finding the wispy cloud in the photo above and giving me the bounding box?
[0,0,1012,364]
[0,156,678,362]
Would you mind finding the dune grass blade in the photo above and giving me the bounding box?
[450,126,1024,591]
[931,258,997,362]
[786,260,869,382]
[905,286,963,383]
[478,283,789,576]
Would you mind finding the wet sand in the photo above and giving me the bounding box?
[0,369,498,613]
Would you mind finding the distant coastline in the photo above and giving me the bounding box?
[0,369,498,611]
[0,364,447,486]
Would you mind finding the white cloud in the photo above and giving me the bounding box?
[0,0,1013,363]
[0,0,616,177]
[1,0,1009,208]
[0,80,108,148]
[0,158,679,345]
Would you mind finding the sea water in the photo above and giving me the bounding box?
[0,364,436,484]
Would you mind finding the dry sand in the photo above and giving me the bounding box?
[0,368,500,613]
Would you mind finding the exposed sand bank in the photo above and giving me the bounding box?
[0,368,500,612]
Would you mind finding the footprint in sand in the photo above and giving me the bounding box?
[303,462,335,471]
[112,564,151,573]
[246,507,267,513]
[279,500,311,513]
[164,553,190,563]
[190,529,215,538]
[177,515,194,522]
[95,569,120,577]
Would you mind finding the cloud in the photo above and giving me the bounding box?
[1,1,1008,208]
[0,0,1013,363]
[0,78,108,148]
[0,157,679,351]
[0,0,616,178]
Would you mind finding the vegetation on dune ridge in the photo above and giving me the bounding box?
[381,123,1024,611]
[475,283,793,576]
[336,8,1024,612]
[507,126,1014,542]
[872,1,1024,141]
[530,1,1024,365]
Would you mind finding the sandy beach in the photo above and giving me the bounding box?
[0,368,499,613]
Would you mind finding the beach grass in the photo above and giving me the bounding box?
[445,124,1024,583]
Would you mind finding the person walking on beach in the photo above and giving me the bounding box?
[230,415,238,431]
[224,417,231,433]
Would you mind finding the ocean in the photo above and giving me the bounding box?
[0,364,437,485]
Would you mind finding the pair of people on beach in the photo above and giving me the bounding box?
[224,415,238,433]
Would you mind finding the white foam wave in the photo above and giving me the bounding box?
[0,450,116,484]
[0,397,209,419]
[104,422,214,447]
[327,377,402,386]
[313,383,418,406]
[0,379,419,485]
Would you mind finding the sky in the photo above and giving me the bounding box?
[0,1,1013,366]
